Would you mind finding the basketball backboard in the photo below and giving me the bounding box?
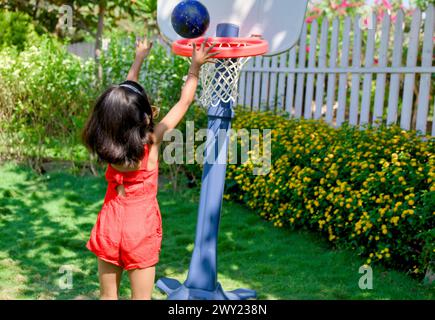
[157,0,309,56]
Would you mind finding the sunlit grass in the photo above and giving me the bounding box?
[0,162,433,300]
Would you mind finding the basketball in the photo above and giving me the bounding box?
[171,0,210,39]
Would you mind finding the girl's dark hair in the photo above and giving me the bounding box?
[82,81,154,167]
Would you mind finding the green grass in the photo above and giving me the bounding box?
[0,162,433,300]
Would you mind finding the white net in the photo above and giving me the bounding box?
[198,57,250,107]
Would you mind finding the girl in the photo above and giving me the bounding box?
[82,37,218,300]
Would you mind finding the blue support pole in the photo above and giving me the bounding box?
[156,23,257,300]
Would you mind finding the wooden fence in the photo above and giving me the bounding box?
[237,6,435,136]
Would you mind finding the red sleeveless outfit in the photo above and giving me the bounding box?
[86,144,162,270]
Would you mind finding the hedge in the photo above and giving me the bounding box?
[0,36,95,162]
[226,110,435,277]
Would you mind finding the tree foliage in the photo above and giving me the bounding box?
[0,10,39,50]
[0,0,158,41]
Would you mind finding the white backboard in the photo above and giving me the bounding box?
[157,0,309,56]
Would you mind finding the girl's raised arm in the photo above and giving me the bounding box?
[126,37,153,83]
[152,40,219,144]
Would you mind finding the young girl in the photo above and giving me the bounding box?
[82,37,218,300]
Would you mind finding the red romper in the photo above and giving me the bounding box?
[86,144,162,270]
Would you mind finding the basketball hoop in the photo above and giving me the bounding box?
[173,37,268,107]
[173,37,268,59]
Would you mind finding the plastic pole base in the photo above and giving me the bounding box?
[156,277,257,300]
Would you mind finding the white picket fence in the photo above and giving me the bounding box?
[237,6,435,136]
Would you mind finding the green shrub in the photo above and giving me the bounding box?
[0,10,39,51]
[0,36,96,162]
[226,110,435,277]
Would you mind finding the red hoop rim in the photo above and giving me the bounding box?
[172,37,269,59]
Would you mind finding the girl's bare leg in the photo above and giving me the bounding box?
[98,258,123,300]
[127,266,155,300]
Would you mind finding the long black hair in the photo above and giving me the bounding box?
[82,81,154,167]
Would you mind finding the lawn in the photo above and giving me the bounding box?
[0,162,433,300]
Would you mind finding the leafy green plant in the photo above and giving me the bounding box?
[226,110,435,278]
[0,1,159,43]
[413,0,435,9]
[0,10,39,51]
[0,36,96,163]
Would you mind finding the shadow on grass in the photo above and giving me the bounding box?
[0,163,433,300]
[0,164,106,299]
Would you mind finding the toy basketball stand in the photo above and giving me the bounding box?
[156,0,308,300]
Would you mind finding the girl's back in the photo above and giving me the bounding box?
[104,144,159,201]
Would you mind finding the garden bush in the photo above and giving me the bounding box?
[0,36,96,162]
[0,10,39,51]
[227,110,435,277]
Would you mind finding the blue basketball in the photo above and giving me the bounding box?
[171,0,210,39]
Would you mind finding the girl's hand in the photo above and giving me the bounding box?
[135,36,153,60]
[126,36,152,82]
[191,39,220,68]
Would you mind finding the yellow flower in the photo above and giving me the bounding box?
[390,216,399,225]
